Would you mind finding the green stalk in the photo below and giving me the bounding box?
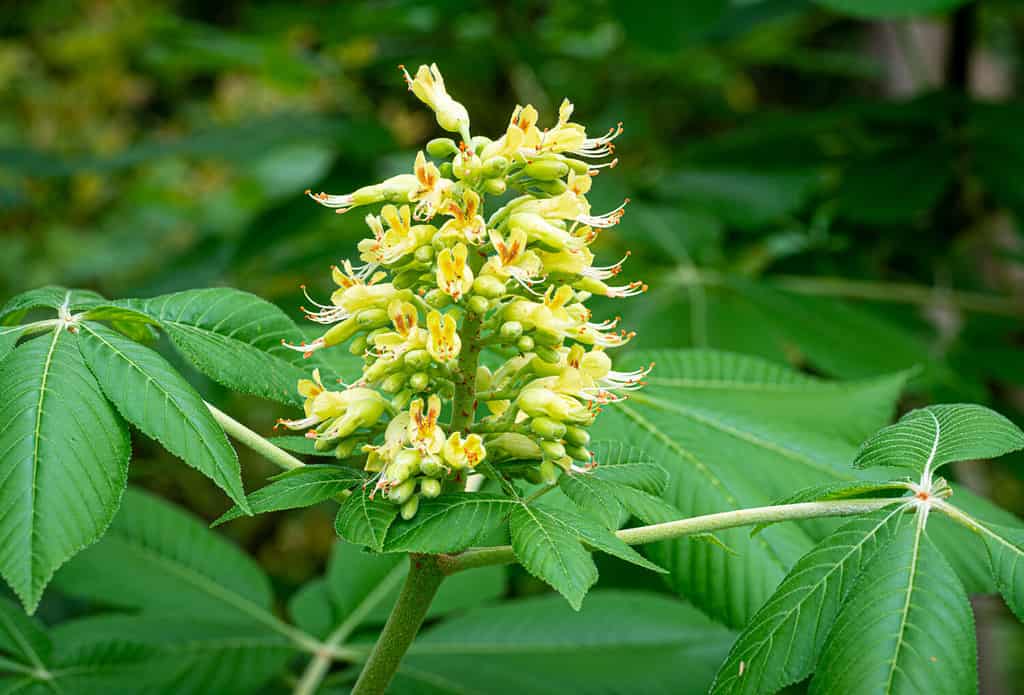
[206,402,306,471]
[350,555,445,695]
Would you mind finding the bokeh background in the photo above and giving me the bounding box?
[2,0,1023,689]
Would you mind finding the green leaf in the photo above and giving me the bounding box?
[810,516,976,695]
[395,591,735,695]
[335,485,399,551]
[571,510,667,575]
[0,328,130,612]
[593,349,907,627]
[53,488,274,624]
[77,321,249,512]
[0,599,50,672]
[977,521,1024,621]
[213,464,365,526]
[266,435,337,457]
[559,442,671,528]
[510,503,598,610]
[384,493,517,553]
[815,0,969,19]
[710,506,907,695]
[0,326,26,365]
[125,288,314,406]
[0,287,104,321]
[854,404,1024,475]
[47,615,293,695]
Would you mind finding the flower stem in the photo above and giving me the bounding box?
[206,402,306,471]
[437,498,903,574]
[448,311,483,434]
[350,555,445,695]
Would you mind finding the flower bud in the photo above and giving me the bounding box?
[483,178,507,196]
[349,335,368,355]
[523,159,569,181]
[439,162,454,179]
[516,335,535,352]
[540,440,566,460]
[381,373,406,393]
[534,345,561,363]
[389,479,417,505]
[533,329,562,347]
[564,426,590,448]
[323,317,359,347]
[470,135,491,154]
[565,445,591,462]
[400,494,420,520]
[420,454,445,477]
[414,245,435,263]
[356,308,389,327]
[404,349,432,370]
[335,438,359,458]
[482,156,509,177]
[420,477,442,498]
[425,288,451,308]
[473,274,506,299]
[530,417,566,440]
[539,460,559,485]
[476,365,492,392]
[409,372,429,391]
[427,137,459,158]
[485,432,543,461]
[467,295,489,315]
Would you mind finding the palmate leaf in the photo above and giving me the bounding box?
[54,488,274,624]
[0,326,26,364]
[810,516,976,695]
[77,321,249,512]
[854,403,1024,475]
[335,486,399,552]
[0,287,105,322]
[976,521,1024,622]
[213,464,366,526]
[710,505,908,695]
[124,288,314,406]
[46,615,293,695]
[509,503,664,610]
[0,328,130,612]
[0,598,50,673]
[593,349,907,627]
[394,591,735,695]
[384,493,517,553]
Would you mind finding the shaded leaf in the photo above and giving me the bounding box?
[213,464,365,526]
[335,485,399,552]
[384,493,516,554]
[510,504,598,610]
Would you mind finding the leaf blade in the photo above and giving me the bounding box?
[213,465,365,526]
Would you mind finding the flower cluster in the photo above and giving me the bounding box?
[280,63,650,519]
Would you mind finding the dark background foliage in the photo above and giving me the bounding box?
[2,0,1023,690]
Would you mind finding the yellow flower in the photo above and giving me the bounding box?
[436,243,474,301]
[442,431,486,469]
[509,104,543,149]
[401,63,471,140]
[411,151,452,221]
[439,190,486,244]
[426,310,461,362]
[407,394,445,453]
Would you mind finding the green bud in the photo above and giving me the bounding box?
[472,274,506,299]
[539,460,559,486]
[349,335,368,355]
[476,365,492,392]
[524,159,569,181]
[534,345,561,363]
[420,454,445,477]
[525,467,544,485]
[564,426,591,448]
[394,448,421,473]
[470,136,492,154]
[393,269,421,289]
[391,389,413,411]
[404,349,432,370]
[335,438,359,458]
[482,156,509,177]
[516,335,535,352]
[565,157,590,174]
[389,479,416,505]
[453,153,478,179]
[540,440,566,460]
[381,373,406,393]
[500,321,523,340]
[356,308,389,327]
[533,328,562,347]
[533,179,568,195]
[314,436,334,452]
[409,372,430,391]
[483,178,507,196]
[386,461,411,485]
[400,494,420,520]
[531,417,567,440]
[420,477,442,498]
[467,295,489,315]
[426,137,459,158]
[565,445,591,462]
[425,288,451,309]
[439,162,454,179]
[414,245,434,263]
[323,317,359,346]
[574,290,592,303]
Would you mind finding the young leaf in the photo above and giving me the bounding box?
[0,286,104,321]
[510,503,598,610]
[213,465,366,526]
[335,485,399,551]
[53,488,274,624]
[0,598,51,671]
[854,403,1024,475]
[125,288,315,406]
[594,349,907,627]
[383,493,517,553]
[77,321,249,512]
[810,516,976,695]
[710,505,907,695]
[0,328,130,612]
[398,591,735,695]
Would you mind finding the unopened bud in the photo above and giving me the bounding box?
[534,345,560,363]
[467,295,489,315]
[356,308,389,327]
[524,159,569,181]
[483,178,507,196]
[540,440,566,460]
[420,477,442,498]
[500,321,523,340]
[439,162,454,178]
[475,365,492,392]
[533,329,562,347]
[414,245,434,263]
[425,288,451,309]
[420,454,445,477]
[531,417,567,440]
[516,335,535,352]
[472,274,506,299]
[539,460,559,485]
[404,349,432,370]
[426,137,459,158]
[324,317,359,346]
[381,373,406,393]
[564,426,590,448]
[409,372,429,391]
[482,156,509,177]
[565,445,591,462]
[349,335,368,355]
[388,477,414,505]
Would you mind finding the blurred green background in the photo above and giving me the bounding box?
[2,0,1023,688]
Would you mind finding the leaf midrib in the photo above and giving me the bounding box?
[883,512,925,694]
